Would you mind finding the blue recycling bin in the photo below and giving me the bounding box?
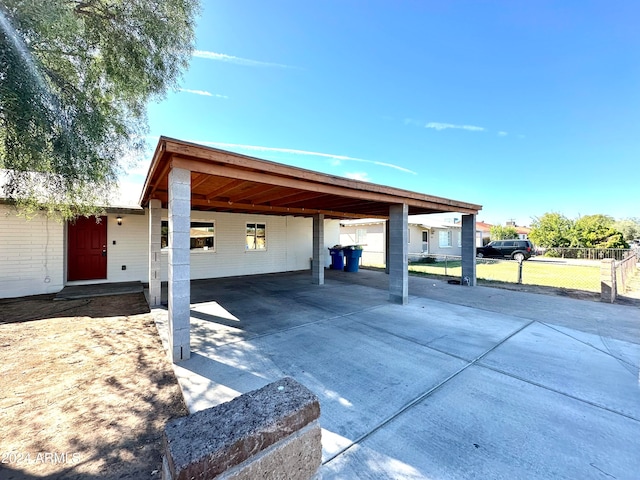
[329,248,344,270]
[343,247,363,272]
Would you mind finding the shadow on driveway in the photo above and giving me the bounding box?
[154,269,640,479]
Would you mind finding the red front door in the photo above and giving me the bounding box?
[67,216,107,281]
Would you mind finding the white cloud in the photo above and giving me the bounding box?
[195,141,417,175]
[425,122,485,132]
[344,172,371,182]
[193,50,294,69]
[179,88,228,99]
[498,131,508,136]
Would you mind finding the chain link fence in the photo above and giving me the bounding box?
[407,254,601,292]
[536,247,631,261]
[615,250,639,295]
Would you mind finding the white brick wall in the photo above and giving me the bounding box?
[0,205,65,298]
[106,212,149,282]
[159,212,338,280]
[0,206,341,298]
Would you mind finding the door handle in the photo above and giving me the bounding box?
[102,248,107,257]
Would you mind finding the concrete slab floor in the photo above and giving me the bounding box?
[55,281,143,300]
[153,270,640,479]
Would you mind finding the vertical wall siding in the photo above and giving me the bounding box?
[0,205,64,298]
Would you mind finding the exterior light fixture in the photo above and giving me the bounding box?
[116,216,123,226]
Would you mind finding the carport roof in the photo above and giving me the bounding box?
[140,137,481,219]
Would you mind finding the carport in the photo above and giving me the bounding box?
[140,137,481,362]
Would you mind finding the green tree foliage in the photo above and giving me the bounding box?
[0,0,200,219]
[530,212,629,250]
[490,225,518,240]
[571,214,628,249]
[614,218,640,242]
[529,212,574,248]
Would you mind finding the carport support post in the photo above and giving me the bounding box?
[461,214,477,286]
[312,214,324,285]
[168,166,191,362]
[148,199,162,307]
[388,203,408,304]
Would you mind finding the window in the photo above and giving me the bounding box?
[246,223,266,250]
[356,229,367,244]
[161,221,215,250]
[439,230,452,248]
[458,231,462,248]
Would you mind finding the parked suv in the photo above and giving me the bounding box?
[476,239,534,262]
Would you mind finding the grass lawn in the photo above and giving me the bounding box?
[409,259,600,292]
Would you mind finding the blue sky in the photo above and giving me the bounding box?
[123,0,639,226]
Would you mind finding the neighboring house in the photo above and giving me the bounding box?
[515,226,531,240]
[340,215,480,265]
[505,221,531,240]
[475,221,493,246]
[1,137,481,303]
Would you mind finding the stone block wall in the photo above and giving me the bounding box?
[162,377,321,480]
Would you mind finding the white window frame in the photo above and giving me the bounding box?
[161,219,216,252]
[439,230,452,248]
[246,222,267,251]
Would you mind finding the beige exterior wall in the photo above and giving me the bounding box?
[408,225,427,254]
[426,227,463,256]
[0,205,340,298]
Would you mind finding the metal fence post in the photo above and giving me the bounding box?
[517,259,523,284]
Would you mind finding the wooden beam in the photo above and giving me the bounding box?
[268,191,331,206]
[204,179,246,200]
[148,159,172,200]
[245,186,293,204]
[190,198,386,219]
[228,184,277,203]
[171,156,476,214]
[191,173,210,190]
[163,139,481,213]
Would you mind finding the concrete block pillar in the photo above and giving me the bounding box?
[600,259,616,303]
[148,199,162,307]
[312,214,324,285]
[168,166,191,362]
[461,214,477,286]
[384,220,390,274]
[388,203,408,304]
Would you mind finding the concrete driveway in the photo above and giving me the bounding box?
[154,269,640,479]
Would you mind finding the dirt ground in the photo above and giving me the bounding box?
[0,293,188,480]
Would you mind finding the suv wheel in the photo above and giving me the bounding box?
[513,252,525,262]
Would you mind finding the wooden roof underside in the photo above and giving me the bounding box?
[139,137,481,220]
